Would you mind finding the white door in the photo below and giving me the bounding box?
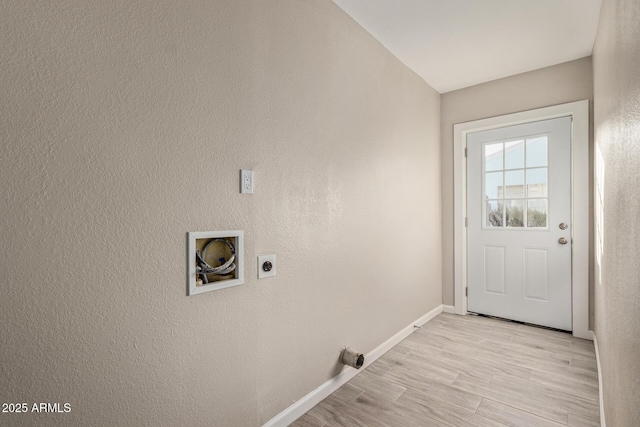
[466,116,572,330]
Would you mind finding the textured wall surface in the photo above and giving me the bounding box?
[440,58,594,313]
[0,1,441,425]
[592,0,640,425]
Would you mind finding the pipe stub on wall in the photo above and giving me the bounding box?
[341,348,364,369]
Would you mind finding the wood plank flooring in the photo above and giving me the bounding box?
[291,313,600,427]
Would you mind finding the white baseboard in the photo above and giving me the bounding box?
[593,332,606,427]
[263,304,445,427]
[442,305,455,314]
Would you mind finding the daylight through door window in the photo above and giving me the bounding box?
[483,136,548,229]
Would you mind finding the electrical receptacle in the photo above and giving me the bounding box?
[257,254,276,279]
[240,169,254,194]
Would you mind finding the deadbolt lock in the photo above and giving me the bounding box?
[559,223,568,230]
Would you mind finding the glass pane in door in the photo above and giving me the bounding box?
[486,200,504,227]
[485,172,503,199]
[506,199,524,227]
[504,170,524,198]
[526,168,548,197]
[485,143,503,171]
[505,140,524,169]
[528,199,548,228]
[526,137,548,167]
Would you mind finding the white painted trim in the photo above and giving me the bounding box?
[593,332,606,427]
[453,126,467,316]
[453,100,591,340]
[263,305,445,427]
[570,101,590,340]
[442,305,455,314]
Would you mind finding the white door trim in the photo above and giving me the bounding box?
[453,100,591,340]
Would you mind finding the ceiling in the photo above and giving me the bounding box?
[332,0,602,93]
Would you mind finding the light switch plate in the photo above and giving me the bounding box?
[258,254,276,279]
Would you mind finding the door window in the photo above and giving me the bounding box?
[483,136,548,229]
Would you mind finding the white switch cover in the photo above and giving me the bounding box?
[240,169,254,194]
[258,254,276,279]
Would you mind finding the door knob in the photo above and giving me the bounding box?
[558,237,568,245]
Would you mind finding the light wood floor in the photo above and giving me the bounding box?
[292,313,600,427]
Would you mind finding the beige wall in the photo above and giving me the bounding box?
[0,1,441,425]
[592,0,640,425]
[440,58,594,319]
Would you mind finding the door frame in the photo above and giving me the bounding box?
[453,100,591,340]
